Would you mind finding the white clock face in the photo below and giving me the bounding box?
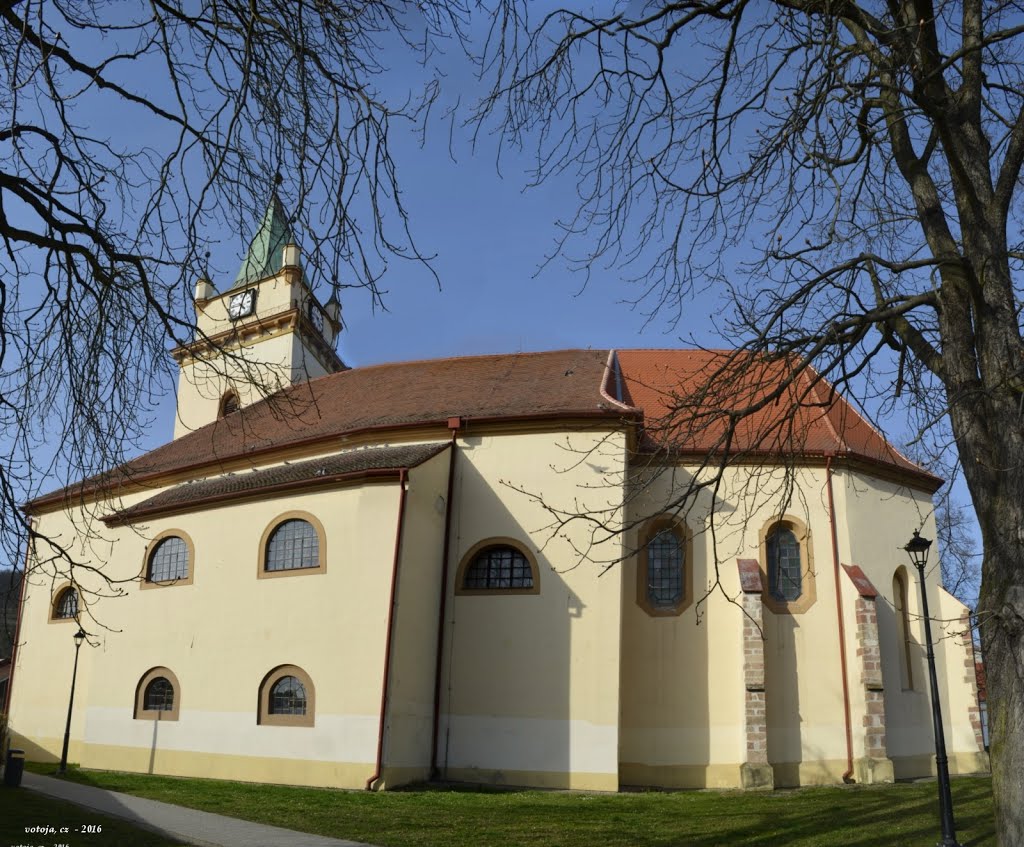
[309,302,324,333]
[228,289,256,320]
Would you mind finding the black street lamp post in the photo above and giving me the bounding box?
[58,628,87,776]
[904,530,961,847]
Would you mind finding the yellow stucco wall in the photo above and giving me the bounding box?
[617,461,983,789]
[436,428,627,791]
[380,448,451,785]
[839,470,984,776]
[619,463,743,789]
[619,463,852,788]
[9,429,983,793]
[11,475,405,788]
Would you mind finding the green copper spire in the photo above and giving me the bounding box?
[232,195,297,289]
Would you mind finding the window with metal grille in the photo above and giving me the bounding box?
[265,519,319,571]
[144,677,174,711]
[55,588,78,619]
[463,545,533,589]
[767,527,802,601]
[646,529,683,608]
[148,536,189,582]
[269,676,307,715]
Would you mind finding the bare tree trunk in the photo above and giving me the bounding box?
[971,483,1024,846]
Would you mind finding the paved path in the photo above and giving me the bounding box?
[23,772,378,847]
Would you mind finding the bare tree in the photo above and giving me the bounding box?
[477,1,1024,841]
[0,2,470,598]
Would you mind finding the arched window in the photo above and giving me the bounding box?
[767,526,802,602]
[456,539,540,594]
[647,530,683,608]
[144,677,175,711]
[270,676,307,715]
[219,391,240,417]
[464,546,532,589]
[50,585,78,623]
[134,667,181,721]
[259,665,315,727]
[759,516,816,614]
[637,517,692,616]
[147,535,190,583]
[258,513,326,578]
[894,567,915,690]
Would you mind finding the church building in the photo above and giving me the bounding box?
[5,202,988,792]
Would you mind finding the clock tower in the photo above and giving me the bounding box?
[171,197,345,438]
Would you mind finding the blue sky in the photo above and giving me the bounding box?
[3,3,977,592]
[299,129,724,367]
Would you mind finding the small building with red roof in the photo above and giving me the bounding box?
[5,204,988,791]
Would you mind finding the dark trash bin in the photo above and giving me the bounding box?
[3,749,24,787]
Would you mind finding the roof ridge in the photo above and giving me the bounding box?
[616,347,736,354]
[340,348,608,373]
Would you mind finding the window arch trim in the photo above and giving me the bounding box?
[758,515,817,615]
[636,515,694,617]
[257,512,327,579]
[49,582,79,624]
[258,664,315,727]
[141,530,195,589]
[455,537,540,596]
[134,666,181,721]
[893,566,916,690]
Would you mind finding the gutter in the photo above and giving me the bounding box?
[599,350,637,412]
[825,456,855,783]
[430,418,461,779]
[366,468,409,791]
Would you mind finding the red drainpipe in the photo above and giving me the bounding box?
[430,418,461,779]
[4,520,33,717]
[366,468,409,791]
[826,456,855,782]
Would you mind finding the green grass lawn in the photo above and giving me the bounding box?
[25,763,995,847]
[1,786,189,847]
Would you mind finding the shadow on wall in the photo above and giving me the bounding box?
[766,614,802,787]
[616,464,736,789]
[438,454,575,788]
[876,596,936,779]
[5,730,59,764]
[617,535,711,788]
[148,719,159,775]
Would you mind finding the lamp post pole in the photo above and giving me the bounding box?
[58,628,87,776]
[904,530,961,847]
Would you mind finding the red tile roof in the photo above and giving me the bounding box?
[30,349,624,510]
[29,347,938,512]
[105,443,449,525]
[615,349,938,488]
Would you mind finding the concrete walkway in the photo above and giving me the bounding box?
[23,772,378,847]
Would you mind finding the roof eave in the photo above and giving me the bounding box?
[103,466,406,527]
[631,445,943,493]
[33,408,633,517]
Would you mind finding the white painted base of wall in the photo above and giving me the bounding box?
[84,707,380,763]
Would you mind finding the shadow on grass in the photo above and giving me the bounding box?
[2,785,188,847]
[22,763,995,847]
